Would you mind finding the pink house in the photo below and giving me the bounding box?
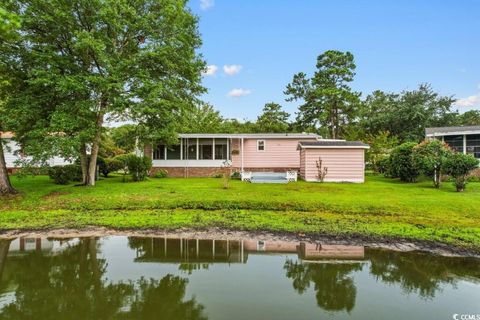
[145,133,368,183]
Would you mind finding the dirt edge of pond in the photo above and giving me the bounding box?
[0,227,478,258]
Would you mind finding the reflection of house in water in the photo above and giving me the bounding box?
[132,238,247,263]
[131,237,365,264]
[298,243,364,261]
[7,238,54,255]
[6,238,79,256]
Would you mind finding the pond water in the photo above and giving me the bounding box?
[0,236,479,320]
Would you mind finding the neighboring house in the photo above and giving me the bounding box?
[426,126,480,159]
[145,133,369,183]
[1,132,70,172]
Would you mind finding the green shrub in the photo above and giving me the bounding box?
[376,155,391,176]
[127,155,152,181]
[153,169,168,178]
[99,157,123,177]
[389,142,420,182]
[48,164,82,185]
[211,173,223,178]
[113,154,131,181]
[231,171,241,179]
[444,153,479,192]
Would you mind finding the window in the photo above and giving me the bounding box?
[215,138,228,160]
[443,135,463,153]
[257,140,265,151]
[199,138,213,160]
[153,144,165,160]
[467,134,480,159]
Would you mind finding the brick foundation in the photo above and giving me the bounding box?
[150,167,223,178]
[150,166,299,178]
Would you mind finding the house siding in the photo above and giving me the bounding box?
[2,138,71,169]
[299,149,306,178]
[231,138,316,169]
[300,148,365,183]
[3,139,20,168]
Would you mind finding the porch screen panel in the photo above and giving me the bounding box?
[153,144,165,160]
[184,138,197,160]
[467,134,480,158]
[215,138,228,160]
[199,138,213,160]
[166,144,181,159]
[443,135,463,153]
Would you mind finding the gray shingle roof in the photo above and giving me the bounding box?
[425,126,480,136]
[298,140,370,148]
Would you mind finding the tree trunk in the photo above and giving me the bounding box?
[0,138,17,196]
[80,143,89,185]
[434,168,441,189]
[84,112,104,186]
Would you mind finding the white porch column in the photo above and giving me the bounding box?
[180,138,183,160]
[196,138,199,160]
[227,138,230,160]
[212,138,215,160]
[241,138,244,172]
[463,135,467,154]
[164,146,167,160]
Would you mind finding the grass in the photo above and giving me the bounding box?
[1,174,479,251]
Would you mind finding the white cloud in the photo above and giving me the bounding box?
[223,64,243,76]
[456,94,480,108]
[227,88,251,98]
[200,0,214,10]
[202,65,218,76]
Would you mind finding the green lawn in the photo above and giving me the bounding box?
[1,174,479,251]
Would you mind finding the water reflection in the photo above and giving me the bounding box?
[0,236,478,319]
[0,237,206,320]
[284,259,361,312]
[367,249,480,299]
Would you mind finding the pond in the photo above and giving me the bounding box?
[0,236,479,319]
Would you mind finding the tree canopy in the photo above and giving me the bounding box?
[255,102,290,133]
[285,50,361,139]
[3,0,205,185]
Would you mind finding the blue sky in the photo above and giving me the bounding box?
[190,0,480,121]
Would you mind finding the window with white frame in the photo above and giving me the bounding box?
[257,140,265,151]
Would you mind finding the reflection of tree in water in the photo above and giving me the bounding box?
[118,275,207,320]
[284,259,363,313]
[367,249,480,299]
[0,238,207,320]
[178,263,210,275]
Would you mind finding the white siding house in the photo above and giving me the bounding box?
[1,132,71,170]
